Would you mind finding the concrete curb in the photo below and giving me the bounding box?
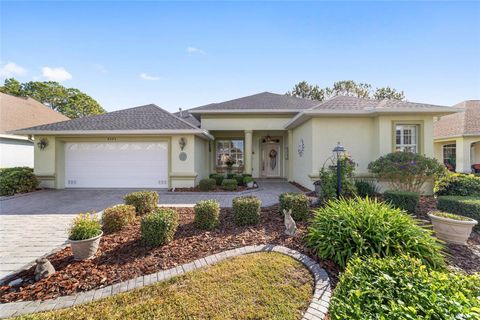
[0,244,331,319]
[163,187,264,196]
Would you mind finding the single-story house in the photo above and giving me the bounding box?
[434,100,480,173]
[11,92,456,191]
[0,92,69,168]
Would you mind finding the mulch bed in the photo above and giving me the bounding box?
[170,185,251,192]
[0,205,339,303]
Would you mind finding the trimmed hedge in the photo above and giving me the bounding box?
[233,174,244,186]
[141,208,179,247]
[194,200,220,230]
[0,167,39,196]
[279,192,310,221]
[306,197,444,269]
[383,190,419,214]
[102,204,136,233]
[233,196,261,226]
[354,180,378,198]
[434,173,480,196]
[124,191,159,215]
[329,255,480,320]
[221,179,238,191]
[198,178,216,191]
[437,196,480,230]
[209,173,224,186]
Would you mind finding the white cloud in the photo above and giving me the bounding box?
[187,46,206,55]
[41,66,72,81]
[0,62,27,77]
[140,73,161,81]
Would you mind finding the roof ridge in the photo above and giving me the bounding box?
[149,104,203,130]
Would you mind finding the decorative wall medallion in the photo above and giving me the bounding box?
[179,152,187,161]
[297,139,305,157]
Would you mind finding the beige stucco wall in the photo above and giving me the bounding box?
[200,114,293,131]
[291,120,313,188]
[434,136,480,173]
[33,134,202,189]
[194,136,208,184]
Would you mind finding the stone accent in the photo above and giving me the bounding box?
[0,245,331,319]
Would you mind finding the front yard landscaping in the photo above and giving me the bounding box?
[14,252,314,320]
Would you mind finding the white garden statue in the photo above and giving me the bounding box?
[283,209,297,236]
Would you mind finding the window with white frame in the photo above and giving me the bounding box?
[395,124,419,153]
[216,140,244,167]
[442,144,456,169]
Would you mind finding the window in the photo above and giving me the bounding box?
[395,124,419,153]
[216,140,244,167]
[442,144,456,170]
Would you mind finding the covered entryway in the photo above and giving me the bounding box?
[65,142,168,188]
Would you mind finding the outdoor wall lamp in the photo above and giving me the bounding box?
[179,137,187,151]
[37,138,49,150]
[332,142,346,199]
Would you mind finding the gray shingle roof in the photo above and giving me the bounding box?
[15,104,199,132]
[188,92,319,112]
[434,100,480,138]
[173,110,201,127]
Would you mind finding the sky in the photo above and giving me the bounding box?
[1,1,479,113]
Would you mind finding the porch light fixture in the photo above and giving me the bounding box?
[37,138,49,150]
[332,142,346,199]
[179,137,186,151]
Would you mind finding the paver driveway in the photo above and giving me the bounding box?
[0,180,302,280]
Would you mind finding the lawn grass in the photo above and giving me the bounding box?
[15,252,314,320]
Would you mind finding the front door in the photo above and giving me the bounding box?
[261,143,281,177]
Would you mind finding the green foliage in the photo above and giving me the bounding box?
[102,204,136,233]
[329,255,480,320]
[437,196,480,230]
[279,192,310,221]
[0,167,39,196]
[243,176,254,184]
[141,208,179,247]
[354,179,378,198]
[124,191,159,215]
[306,197,444,269]
[373,86,405,100]
[198,178,216,191]
[368,152,444,193]
[221,179,238,191]
[0,78,105,118]
[286,81,325,101]
[209,173,224,186]
[233,174,244,186]
[326,80,372,99]
[232,196,261,226]
[317,155,357,202]
[69,213,102,241]
[226,173,235,179]
[194,200,220,230]
[383,190,420,214]
[434,172,480,196]
[430,211,473,221]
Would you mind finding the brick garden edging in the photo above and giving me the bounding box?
[0,244,331,319]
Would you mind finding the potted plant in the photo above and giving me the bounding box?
[68,213,103,260]
[428,211,477,245]
[244,176,254,188]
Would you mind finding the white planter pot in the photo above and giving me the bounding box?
[428,212,477,245]
[247,181,254,188]
[69,232,103,261]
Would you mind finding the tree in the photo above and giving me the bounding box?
[373,87,405,101]
[286,81,325,101]
[0,78,105,118]
[286,80,406,101]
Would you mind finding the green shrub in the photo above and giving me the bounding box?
[329,255,480,320]
[0,167,39,196]
[194,200,220,230]
[437,196,480,230]
[102,204,136,233]
[221,179,238,191]
[124,191,159,215]
[69,213,102,241]
[368,152,444,193]
[242,173,252,178]
[233,174,244,186]
[141,208,179,247]
[317,155,357,202]
[226,173,235,179]
[383,190,419,213]
[434,173,480,196]
[279,192,310,221]
[209,173,224,186]
[306,197,444,269]
[243,176,254,184]
[233,196,261,226]
[354,179,378,198]
[198,178,216,191]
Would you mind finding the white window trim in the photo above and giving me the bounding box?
[395,124,419,153]
[215,139,244,167]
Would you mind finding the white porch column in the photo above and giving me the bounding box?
[456,138,472,173]
[244,130,253,174]
[287,129,293,181]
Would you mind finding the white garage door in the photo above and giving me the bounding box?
[65,142,168,188]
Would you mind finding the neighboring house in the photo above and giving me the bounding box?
[11,92,455,192]
[0,93,69,168]
[434,100,480,173]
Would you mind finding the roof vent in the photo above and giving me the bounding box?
[179,108,183,117]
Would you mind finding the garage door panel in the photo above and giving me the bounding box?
[65,142,168,188]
